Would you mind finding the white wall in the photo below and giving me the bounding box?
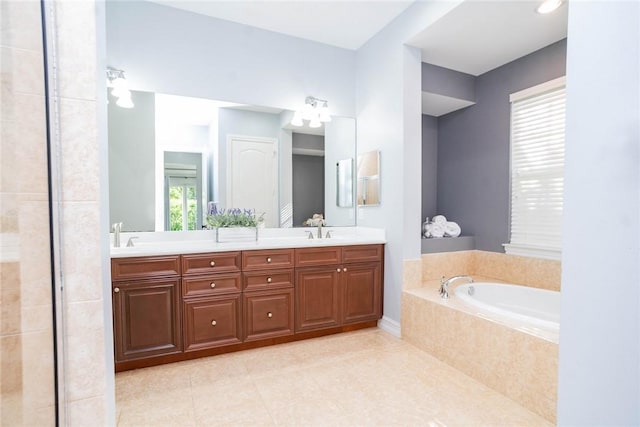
[355,1,461,325]
[557,1,640,424]
[324,117,356,226]
[106,1,355,117]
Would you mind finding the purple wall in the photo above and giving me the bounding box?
[421,115,438,222]
[433,39,567,251]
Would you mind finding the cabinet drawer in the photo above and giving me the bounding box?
[342,245,383,264]
[294,246,342,267]
[242,249,294,270]
[182,273,242,298]
[243,269,293,291]
[183,295,242,351]
[243,289,294,341]
[111,256,180,281]
[182,252,241,275]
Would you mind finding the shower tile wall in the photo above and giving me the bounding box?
[1,1,55,425]
[1,1,110,425]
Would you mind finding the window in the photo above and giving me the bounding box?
[504,77,566,260]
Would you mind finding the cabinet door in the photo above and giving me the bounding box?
[243,289,294,341]
[183,294,242,351]
[113,278,182,362]
[295,267,341,332]
[342,263,382,324]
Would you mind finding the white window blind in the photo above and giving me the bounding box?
[505,77,566,260]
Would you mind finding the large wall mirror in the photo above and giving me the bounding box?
[108,91,357,231]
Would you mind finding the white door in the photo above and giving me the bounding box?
[227,136,278,227]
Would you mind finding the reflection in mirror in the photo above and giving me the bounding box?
[108,90,357,231]
[357,150,381,206]
[336,158,354,208]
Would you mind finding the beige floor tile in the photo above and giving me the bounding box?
[114,328,552,427]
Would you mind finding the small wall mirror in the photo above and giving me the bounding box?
[357,150,380,206]
[336,158,354,208]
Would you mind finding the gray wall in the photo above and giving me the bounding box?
[108,90,155,231]
[292,154,325,227]
[434,39,567,251]
[421,115,438,222]
[421,62,475,102]
[292,133,325,151]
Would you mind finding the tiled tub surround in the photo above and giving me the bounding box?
[401,250,560,423]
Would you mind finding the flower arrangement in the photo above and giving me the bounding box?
[206,205,264,228]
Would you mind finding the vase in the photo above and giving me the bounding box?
[215,227,258,243]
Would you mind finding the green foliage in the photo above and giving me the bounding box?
[206,208,264,228]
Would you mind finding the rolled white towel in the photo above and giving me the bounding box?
[444,221,461,238]
[432,215,447,225]
[430,222,445,238]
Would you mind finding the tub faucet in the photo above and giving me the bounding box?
[439,275,473,299]
[112,222,123,248]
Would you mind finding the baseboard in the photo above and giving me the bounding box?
[377,316,401,337]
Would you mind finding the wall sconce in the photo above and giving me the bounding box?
[291,96,331,128]
[106,68,134,108]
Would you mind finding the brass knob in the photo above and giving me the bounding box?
[343,268,348,272]
[266,257,272,263]
[210,282,216,288]
[337,268,341,272]
[211,320,217,326]
[267,312,273,318]
[267,277,272,283]
[210,261,216,267]
[114,287,120,293]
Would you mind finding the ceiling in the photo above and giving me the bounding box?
[409,0,568,76]
[148,0,414,50]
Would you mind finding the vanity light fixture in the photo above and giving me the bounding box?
[536,0,563,14]
[106,68,134,109]
[291,96,331,127]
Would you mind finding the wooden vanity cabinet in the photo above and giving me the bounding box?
[182,253,242,352]
[242,249,295,341]
[295,244,383,332]
[111,256,182,362]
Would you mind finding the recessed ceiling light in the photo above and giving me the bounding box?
[537,0,563,14]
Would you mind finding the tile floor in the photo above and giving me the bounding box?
[115,328,553,426]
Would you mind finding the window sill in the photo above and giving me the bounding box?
[503,243,561,261]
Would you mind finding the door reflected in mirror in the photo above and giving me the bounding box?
[357,150,381,206]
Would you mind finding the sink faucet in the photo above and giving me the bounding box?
[112,222,123,248]
[317,220,325,239]
[439,275,473,299]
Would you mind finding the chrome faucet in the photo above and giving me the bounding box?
[439,275,473,299]
[317,220,325,239]
[112,222,123,248]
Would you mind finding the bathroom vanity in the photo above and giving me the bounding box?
[110,233,384,371]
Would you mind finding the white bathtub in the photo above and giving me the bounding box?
[454,282,560,332]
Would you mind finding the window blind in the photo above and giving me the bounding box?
[505,78,566,259]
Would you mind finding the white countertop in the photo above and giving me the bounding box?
[110,227,386,258]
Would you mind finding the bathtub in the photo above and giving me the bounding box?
[454,282,560,332]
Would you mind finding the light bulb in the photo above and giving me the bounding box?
[536,0,562,14]
[291,111,304,127]
[116,94,134,109]
[309,117,321,128]
[318,101,331,123]
[301,101,316,121]
[111,77,130,98]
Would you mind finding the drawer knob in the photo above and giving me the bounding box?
[343,268,348,272]
[210,261,216,267]
[266,257,272,263]
[337,268,341,273]
[210,282,216,288]
[114,287,120,293]
[211,320,217,326]
[267,277,272,283]
[267,312,273,318]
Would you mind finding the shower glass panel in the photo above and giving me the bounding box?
[1,1,59,425]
